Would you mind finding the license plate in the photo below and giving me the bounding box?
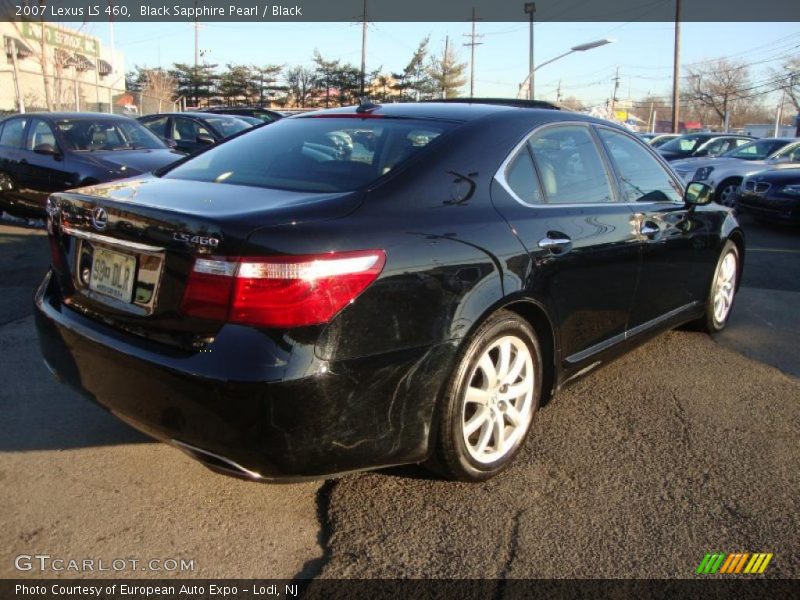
[90,247,137,303]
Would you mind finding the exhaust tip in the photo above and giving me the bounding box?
[171,439,265,481]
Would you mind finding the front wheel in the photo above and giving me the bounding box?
[698,240,740,333]
[427,310,542,481]
[716,179,741,208]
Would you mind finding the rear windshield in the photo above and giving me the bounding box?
[203,116,251,137]
[722,139,790,160]
[162,117,454,192]
[56,118,165,151]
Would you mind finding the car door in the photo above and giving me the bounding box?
[594,125,718,332]
[491,122,641,366]
[139,115,170,144]
[19,118,71,211]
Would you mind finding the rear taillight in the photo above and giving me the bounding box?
[181,250,386,328]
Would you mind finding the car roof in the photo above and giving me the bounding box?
[3,112,134,121]
[141,112,244,120]
[298,101,557,122]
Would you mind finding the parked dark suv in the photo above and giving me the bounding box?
[138,112,252,155]
[35,101,744,482]
[0,113,182,217]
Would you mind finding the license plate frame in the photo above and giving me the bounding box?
[89,246,137,303]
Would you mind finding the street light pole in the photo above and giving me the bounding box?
[525,3,536,100]
[517,38,614,100]
[671,0,682,133]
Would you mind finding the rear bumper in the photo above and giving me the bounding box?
[35,271,455,480]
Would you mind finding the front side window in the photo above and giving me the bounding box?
[0,118,28,148]
[26,119,57,151]
[597,128,682,203]
[773,142,800,162]
[173,117,211,141]
[526,125,614,204]
[162,117,454,193]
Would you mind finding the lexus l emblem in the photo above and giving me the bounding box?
[91,207,108,231]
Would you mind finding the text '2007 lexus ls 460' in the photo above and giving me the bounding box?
[35,100,744,482]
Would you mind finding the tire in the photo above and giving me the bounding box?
[715,178,741,208]
[697,240,740,333]
[427,309,542,481]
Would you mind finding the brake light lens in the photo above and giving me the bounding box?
[181,250,386,328]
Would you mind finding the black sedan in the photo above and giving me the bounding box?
[737,168,800,224]
[0,113,182,217]
[658,132,754,161]
[137,112,253,155]
[35,101,744,482]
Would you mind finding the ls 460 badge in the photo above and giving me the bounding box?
[173,233,220,247]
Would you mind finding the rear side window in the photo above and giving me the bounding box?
[505,148,543,205]
[0,118,28,148]
[527,125,614,204]
[163,117,454,193]
[597,128,681,203]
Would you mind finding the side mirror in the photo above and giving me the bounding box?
[684,181,714,207]
[33,143,59,156]
[196,133,215,146]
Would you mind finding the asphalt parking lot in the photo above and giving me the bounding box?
[0,214,797,579]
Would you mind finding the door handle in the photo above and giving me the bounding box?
[538,234,572,254]
[640,222,659,237]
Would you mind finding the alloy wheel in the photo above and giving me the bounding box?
[718,183,738,207]
[713,252,737,324]
[461,335,535,464]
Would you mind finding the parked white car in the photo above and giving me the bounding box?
[671,138,800,206]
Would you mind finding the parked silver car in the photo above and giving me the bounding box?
[671,138,800,206]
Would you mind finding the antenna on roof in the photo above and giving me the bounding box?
[356,96,380,113]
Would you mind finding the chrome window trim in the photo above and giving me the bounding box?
[494,120,685,208]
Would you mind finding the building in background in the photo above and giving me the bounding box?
[1,21,125,115]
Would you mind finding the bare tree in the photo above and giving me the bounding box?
[685,59,749,128]
[285,66,314,107]
[142,69,177,112]
[771,55,800,113]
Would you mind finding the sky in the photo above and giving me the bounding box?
[72,20,800,109]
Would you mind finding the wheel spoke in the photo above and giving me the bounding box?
[477,353,498,388]
[464,407,490,436]
[505,402,522,427]
[475,418,493,454]
[496,341,512,383]
[502,350,526,385]
[500,380,530,400]
[465,386,490,406]
[493,417,505,454]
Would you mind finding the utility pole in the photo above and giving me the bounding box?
[610,67,620,116]
[671,0,682,133]
[442,36,450,99]
[556,80,562,103]
[360,0,368,96]
[525,3,536,100]
[194,17,200,107]
[463,7,484,98]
